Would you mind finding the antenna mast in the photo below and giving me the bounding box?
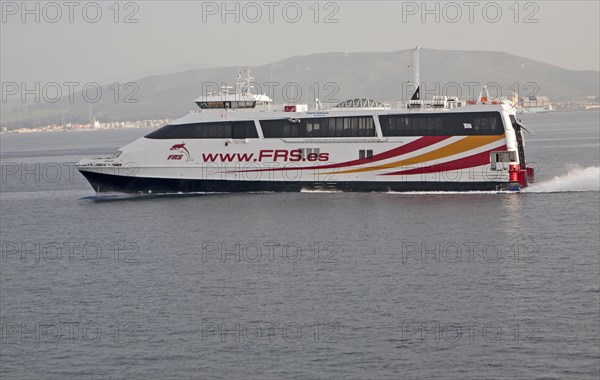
[409,45,421,100]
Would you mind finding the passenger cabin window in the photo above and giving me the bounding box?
[145,121,258,139]
[379,112,504,136]
[261,116,376,138]
[299,148,320,159]
[359,150,374,159]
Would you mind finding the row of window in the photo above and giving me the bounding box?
[196,101,256,109]
[261,117,376,138]
[359,149,374,159]
[379,112,504,136]
[145,121,258,139]
[145,112,505,139]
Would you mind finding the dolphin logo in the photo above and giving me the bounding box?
[170,142,193,162]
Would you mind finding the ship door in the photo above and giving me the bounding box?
[510,115,531,169]
[490,151,516,171]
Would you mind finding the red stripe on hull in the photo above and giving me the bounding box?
[381,146,507,176]
[225,136,452,173]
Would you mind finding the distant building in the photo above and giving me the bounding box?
[522,95,551,108]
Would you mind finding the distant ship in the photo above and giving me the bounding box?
[516,95,554,114]
[77,47,535,194]
[517,105,554,114]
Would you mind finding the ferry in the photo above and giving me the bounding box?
[77,47,535,194]
[516,104,554,114]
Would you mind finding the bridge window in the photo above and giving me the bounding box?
[196,101,257,109]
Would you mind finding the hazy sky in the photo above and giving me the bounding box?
[1,0,599,85]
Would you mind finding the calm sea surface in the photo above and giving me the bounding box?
[1,111,599,379]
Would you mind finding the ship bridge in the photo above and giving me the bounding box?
[194,68,273,110]
[194,93,273,110]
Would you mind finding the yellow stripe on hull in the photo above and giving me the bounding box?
[330,135,506,175]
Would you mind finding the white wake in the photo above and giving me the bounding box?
[526,166,600,193]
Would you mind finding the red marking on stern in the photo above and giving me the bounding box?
[509,163,529,188]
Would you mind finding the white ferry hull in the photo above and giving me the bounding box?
[78,123,524,193]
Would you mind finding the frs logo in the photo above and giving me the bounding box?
[168,143,193,162]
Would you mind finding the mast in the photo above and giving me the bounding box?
[409,45,420,100]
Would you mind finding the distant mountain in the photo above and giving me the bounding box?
[2,49,599,129]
